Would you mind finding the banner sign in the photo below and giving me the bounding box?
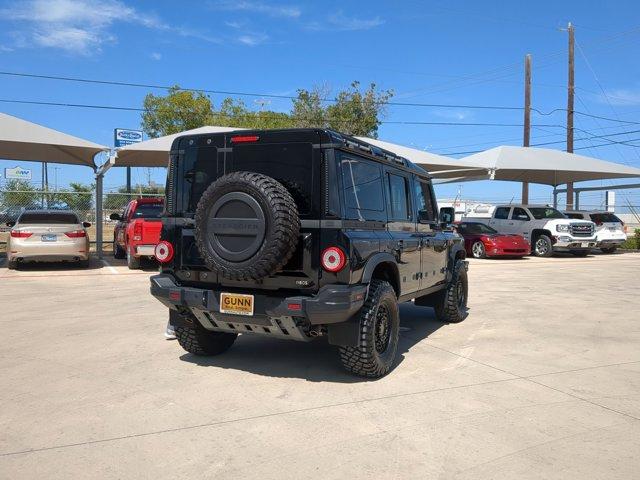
[114,128,143,148]
[4,166,32,180]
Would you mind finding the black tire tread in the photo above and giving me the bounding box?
[434,261,468,324]
[194,171,300,281]
[176,323,237,356]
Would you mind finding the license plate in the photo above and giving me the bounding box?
[581,242,590,248]
[41,234,57,242]
[608,227,618,231]
[219,293,254,316]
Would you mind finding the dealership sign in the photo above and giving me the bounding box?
[114,128,143,147]
[4,166,32,180]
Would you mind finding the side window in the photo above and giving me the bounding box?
[414,178,436,222]
[340,154,384,220]
[387,173,411,221]
[512,207,530,221]
[494,207,510,219]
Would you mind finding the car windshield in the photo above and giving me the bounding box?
[457,223,497,234]
[590,213,621,224]
[132,203,163,219]
[19,212,79,224]
[528,207,565,219]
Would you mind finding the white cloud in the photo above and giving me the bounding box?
[0,0,218,55]
[237,33,268,46]
[326,11,384,31]
[599,87,640,106]
[210,1,301,19]
[150,51,162,60]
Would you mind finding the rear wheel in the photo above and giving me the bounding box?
[113,237,125,259]
[78,258,90,268]
[7,260,17,270]
[176,321,238,356]
[571,250,590,257]
[433,260,469,324]
[533,234,553,257]
[339,280,399,378]
[127,248,140,269]
[601,246,617,254]
[471,241,486,259]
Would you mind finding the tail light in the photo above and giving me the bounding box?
[133,222,143,241]
[10,230,32,238]
[321,247,346,272]
[65,230,87,238]
[622,221,627,233]
[154,241,174,263]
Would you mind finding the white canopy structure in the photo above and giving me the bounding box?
[113,126,241,167]
[0,112,108,168]
[458,146,640,186]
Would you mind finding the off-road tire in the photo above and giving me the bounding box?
[571,250,590,257]
[339,280,399,378]
[127,248,140,269]
[176,321,238,356]
[600,246,617,254]
[433,260,469,323]
[113,237,125,259]
[471,241,486,259]
[533,234,553,257]
[195,171,300,281]
[7,260,17,270]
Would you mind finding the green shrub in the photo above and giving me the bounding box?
[621,228,640,249]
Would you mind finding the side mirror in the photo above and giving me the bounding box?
[83,221,92,228]
[417,210,431,224]
[109,213,121,221]
[439,207,455,225]
[6,221,15,227]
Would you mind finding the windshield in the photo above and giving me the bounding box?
[457,222,498,235]
[132,203,163,219]
[528,207,566,220]
[18,212,79,224]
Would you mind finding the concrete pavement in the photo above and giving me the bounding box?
[0,253,639,479]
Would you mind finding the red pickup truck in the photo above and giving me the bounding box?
[110,198,163,269]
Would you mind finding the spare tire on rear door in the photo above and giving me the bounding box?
[194,171,300,281]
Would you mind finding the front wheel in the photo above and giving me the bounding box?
[176,320,237,356]
[339,280,400,378]
[471,241,486,259]
[571,250,590,257]
[600,246,617,254]
[533,234,553,257]
[433,260,469,323]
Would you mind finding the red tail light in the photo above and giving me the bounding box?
[10,230,32,238]
[154,241,174,263]
[133,222,143,241]
[321,247,346,272]
[230,135,259,143]
[64,230,87,238]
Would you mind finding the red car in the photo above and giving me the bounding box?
[111,198,163,269]
[454,222,530,258]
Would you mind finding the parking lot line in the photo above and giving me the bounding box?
[100,259,119,274]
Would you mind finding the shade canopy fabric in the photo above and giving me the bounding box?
[0,112,108,168]
[460,146,640,186]
[356,136,480,174]
[113,126,242,167]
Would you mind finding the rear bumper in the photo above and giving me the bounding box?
[150,274,367,342]
[8,240,89,261]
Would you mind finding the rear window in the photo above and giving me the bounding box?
[132,203,163,219]
[590,213,621,224]
[19,212,79,224]
[457,223,497,234]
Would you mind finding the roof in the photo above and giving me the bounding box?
[0,112,108,168]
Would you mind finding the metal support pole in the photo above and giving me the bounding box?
[96,172,103,259]
[575,191,580,210]
[553,188,558,209]
[522,53,532,204]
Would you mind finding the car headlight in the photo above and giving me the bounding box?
[556,224,570,232]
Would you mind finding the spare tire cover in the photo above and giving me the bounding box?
[194,171,300,280]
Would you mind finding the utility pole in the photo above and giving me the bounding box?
[522,53,532,204]
[126,167,131,194]
[566,22,575,210]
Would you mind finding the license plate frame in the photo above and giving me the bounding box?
[580,242,590,248]
[219,292,254,316]
[41,234,57,242]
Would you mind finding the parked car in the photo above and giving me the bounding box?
[110,197,163,269]
[0,206,26,227]
[6,210,91,269]
[150,129,469,378]
[465,204,596,257]
[564,210,627,253]
[454,221,530,258]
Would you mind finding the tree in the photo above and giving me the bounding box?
[103,184,165,211]
[0,179,41,209]
[326,82,393,137]
[55,182,94,212]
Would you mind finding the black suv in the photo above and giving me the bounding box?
[150,129,468,377]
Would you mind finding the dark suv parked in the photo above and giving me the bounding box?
[150,129,469,377]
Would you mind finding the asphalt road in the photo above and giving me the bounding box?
[0,253,639,479]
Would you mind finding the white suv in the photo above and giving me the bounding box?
[564,211,627,253]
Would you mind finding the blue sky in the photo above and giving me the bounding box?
[0,0,639,208]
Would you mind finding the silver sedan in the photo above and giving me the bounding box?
[6,210,91,269]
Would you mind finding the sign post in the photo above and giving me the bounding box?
[114,129,143,193]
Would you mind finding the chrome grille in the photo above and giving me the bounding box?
[570,223,594,237]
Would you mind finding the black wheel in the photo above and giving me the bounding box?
[78,258,90,268]
[570,250,590,257]
[176,320,238,356]
[127,248,140,269]
[533,234,553,257]
[338,280,399,378]
[194,171,300,281]
[471,241,486,259]
[600,247,617,254]
[7,260,17,270]
[113,237,125,259]
[433,260,468,324]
